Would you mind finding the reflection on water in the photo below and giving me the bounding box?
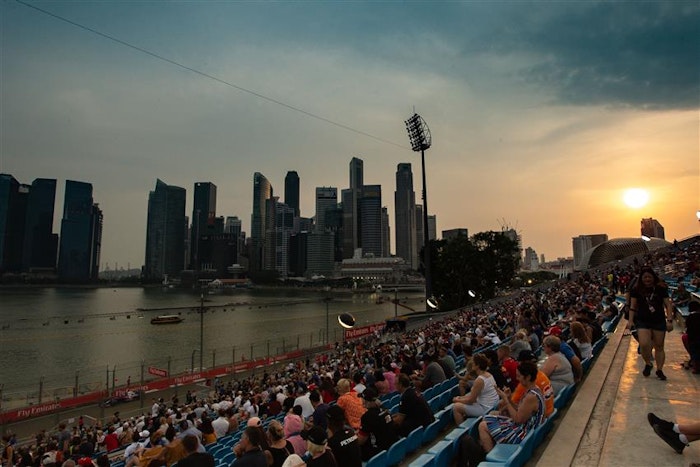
[0,286,422,398]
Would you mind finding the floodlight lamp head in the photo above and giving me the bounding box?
[468,290,476,298]
[426,296,439,310]
[405,113,432,152]
[338,313,356,329]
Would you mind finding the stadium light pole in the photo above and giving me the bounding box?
[405,112,433,311]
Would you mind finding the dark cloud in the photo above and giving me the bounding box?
[512,2,700,109]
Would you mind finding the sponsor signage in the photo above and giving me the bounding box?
[148,366,168,377]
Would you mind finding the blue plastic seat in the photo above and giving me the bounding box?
[422,419,442,445]
[385,436,407,466]
[365,449,387,467]
[406,426,424,454]
[485,429,536,466]
[427,440,455,467]
[439,389,452,409]
[428,396,441,414]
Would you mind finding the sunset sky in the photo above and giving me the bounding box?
[2,1,698,269]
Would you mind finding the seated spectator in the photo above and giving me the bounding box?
[176,435,215,467]
[477,361,546,453]
[301,426,337,467]
[357,388,399,461]
[452,354,500,424]
[266,421,294,467]
[335,379,366,431]
[497,345,518,391]
[284,406,306,456]
[510,330,531,361]
[308,390,329,430]
[541,336,575,395]
[392,374,434,437]
[325,405,362,467]
[229,428,266,467]
[509,350,554,418]
[571,321,593,360]
[412,351,446,391]
[372,370,389,396]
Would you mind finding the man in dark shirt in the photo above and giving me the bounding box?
[393,374,434,437]
[309,390,329,430]
[357,388,400,461]
[325,406,362,467]
[176,435,215,467]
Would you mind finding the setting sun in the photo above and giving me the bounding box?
[623,188,650,208]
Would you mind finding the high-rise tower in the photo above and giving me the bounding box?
[360,184,382,257]
[22,178,58,272]
[144,179,186,280]
[58,180,102,281]
[342,157,364,258]
[251,172,273,273]
[284,171,300,217]
[0,174,28,273]
[315,187,338,233]
[395,163,417,268]
[191,182,217,270]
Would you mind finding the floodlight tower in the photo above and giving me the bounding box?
[405,112,433,310]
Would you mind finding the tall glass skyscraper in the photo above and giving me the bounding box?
[360,184,382,257]
[395,163,417,268]
[342,157,364,258]
[22,178,58,271]
[58,180,102,281]
[144,179,186,280]
[315,187,337,233]
[191,182,217,270]
[0,174,28,273]
[251,172,273,273]
[284,171,300,217]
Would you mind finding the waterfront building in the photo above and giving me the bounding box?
[339,255,408,283]
[342,157,363,259]
[306,231,335,277]
[285,171,300,217]
[289,231,309,277]
[58,180,102,281]
[395,163,417,268]
[572,234,609,270]
[144,179,186,280]
[315,187,337,232]
[641,218,665,240]
[22,178,58,272]
[381,206,390,258]
[0,174,28,273]
[190,182,217,270]
[274,201,295,277]
[524,247,539,271]
[250,172,273,274]
[360,184,382,257]
[442,228,468,241]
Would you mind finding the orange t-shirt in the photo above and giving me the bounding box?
[511,371,554,417]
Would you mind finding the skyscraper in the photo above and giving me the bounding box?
[315,187,337,232]
[381,206,390,258]
[0,174,28,273]
[274,201,295,276]
[58,180,102,281]
[360,184,382,257]
[22,178,58,272]
[428,215,437,241]
[395,163,417,268]
[250,172,273,273]
[144,179,186,280]
[572,234,608,270]
[415,205,424,254]
[641,218,665,239]
[342,157,364,258]
[284,171,300,217]
[191,182,217,270]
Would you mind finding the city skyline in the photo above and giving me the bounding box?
[2,1,698,268]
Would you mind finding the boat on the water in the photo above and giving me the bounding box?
[150,315,184,325]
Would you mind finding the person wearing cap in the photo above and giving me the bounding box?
[505,350,554,417]
[123,432,144,463]
[335,379,366,431]
[357,388,399,461]
[302,426,337,467]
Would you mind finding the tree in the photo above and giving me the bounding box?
[429,231,520,310]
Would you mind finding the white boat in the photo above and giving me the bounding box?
[150,315,183,325]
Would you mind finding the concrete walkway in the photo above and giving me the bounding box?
[538,319,700,467]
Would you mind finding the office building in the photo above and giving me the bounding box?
[307,231,335,277]
[524,247,539,271]
[22,178,58,272]
[359,184,382,257]
[381,206,390,258]
[641,218,665,240]
[0,174,28,273]
[284,171,300,217]
[415,205,424,253]
[250,172,273,273]
[144,179,186,280]
[315,187,337,232]
[58,180,102,281]
[191,182,217,270]
[428,214,437,241]
[273,200,295,276]
[342,157,363,258]
[395,163,417,268]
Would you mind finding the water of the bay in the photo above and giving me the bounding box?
[0,286,422,404]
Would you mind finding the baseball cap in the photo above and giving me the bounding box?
[301,426,327,445]
[139,430,150,439]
